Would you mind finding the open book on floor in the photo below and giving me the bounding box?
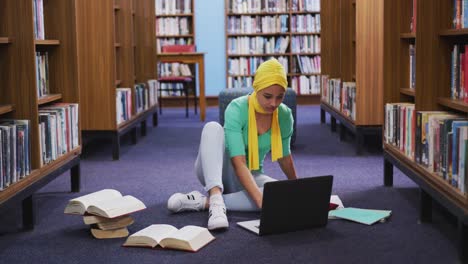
[328,207,392,225]
[123,224,215,252]
[64,189,146,218]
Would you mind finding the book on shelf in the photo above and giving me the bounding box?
[123,224,215,252]
[328,207,392,225]
[147,79,159,107]
[64,189,146,218]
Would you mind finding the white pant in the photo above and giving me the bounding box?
[194,122,276,211]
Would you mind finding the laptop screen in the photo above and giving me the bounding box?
[259,175,333,235]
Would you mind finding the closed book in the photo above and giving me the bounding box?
[91,227,129,239]
[328,207,392,225]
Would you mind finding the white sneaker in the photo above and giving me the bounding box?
[167,191,206,213]
[207,203,229,230]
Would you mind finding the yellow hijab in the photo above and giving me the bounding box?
[248,59,288,170]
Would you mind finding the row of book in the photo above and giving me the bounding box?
[321,76,357,121]
[116,81,159,124]
[147,80,159,107]
[32,0,45,40]
[156,17,191,36]
[0,120,31,191]
[158,63,193,78]
[291,35,320,54]
[291,0,320,12]
[384,103,467,194]
[228,0,289,13]
[39,103,79,166]
[227,15,289,34]
[156,38,193,53]
[294,55,321,74]
[291,75,321,95]
[227,36,290,55]
[453,0,468,29]
[135,81,158,114]
[155,0,192,15]
[290,14,321,33]
[158,83,188,97]
[134,84,149,114]
[116,88,132,125]
[226,14,320,35]
[228,76,254,89]
[36,51,49,98]
[341,82,356,121]
[228,0,320,13]
[450,44,468,102]
[227,56,289,75]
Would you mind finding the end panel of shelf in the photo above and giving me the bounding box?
[355,0,384,126]
[320,0,341,77]
[75,0,117,131]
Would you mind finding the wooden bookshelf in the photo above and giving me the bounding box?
[76,0,157,160]
[320,0,384,154]
[383,1,468,261]
[225,0,322,101]
[0,0,81,229]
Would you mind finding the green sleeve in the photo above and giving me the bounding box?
[224,100,247,157]
[279,105,293,157]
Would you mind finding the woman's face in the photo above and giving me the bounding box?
[256,85,285,113]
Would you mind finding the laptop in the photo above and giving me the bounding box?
[237,175,333,236]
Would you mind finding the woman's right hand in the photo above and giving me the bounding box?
[254,194,263,209]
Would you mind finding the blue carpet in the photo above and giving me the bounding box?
[0,106,460,263]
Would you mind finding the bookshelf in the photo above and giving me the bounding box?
[382,0,468,261]
[320,0,384,154]
[155,0,195,53]
[76,0,158,160]
[0,0,81,229]
[224,0,322,101]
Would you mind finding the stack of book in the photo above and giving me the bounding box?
[84,214,135,239]
[64,189,146,239]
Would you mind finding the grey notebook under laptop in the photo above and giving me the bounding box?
[237,175,333,236]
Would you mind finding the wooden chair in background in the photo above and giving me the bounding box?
[157,44,197,118]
